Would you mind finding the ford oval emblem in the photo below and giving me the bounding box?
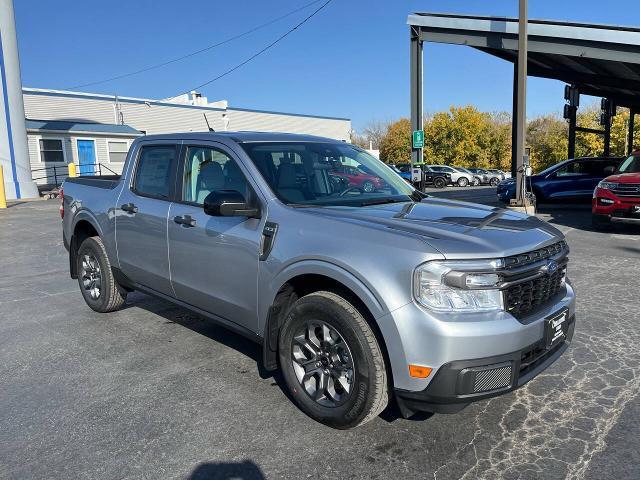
[547,260,559,274]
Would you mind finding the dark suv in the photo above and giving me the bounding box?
[497,157,622,203]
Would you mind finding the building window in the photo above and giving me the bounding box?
[108,141,129,163]
[39,139,65,163]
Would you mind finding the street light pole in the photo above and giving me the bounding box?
[515,0,528,205]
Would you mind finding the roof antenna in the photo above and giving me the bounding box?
[203,113,215,132]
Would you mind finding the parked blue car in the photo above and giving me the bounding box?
[496,157,622,203]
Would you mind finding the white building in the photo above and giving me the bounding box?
[22,88,352,185]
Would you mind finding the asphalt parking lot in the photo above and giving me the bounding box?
[1,190,639,480]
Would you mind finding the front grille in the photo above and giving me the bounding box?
[503,266,566,318]
[611,183,640,197]
[473,366,512,393]
[503,240,568,269]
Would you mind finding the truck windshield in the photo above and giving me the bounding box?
[617,155,640,174]
[241,142,420,207]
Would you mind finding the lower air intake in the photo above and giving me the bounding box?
[473,365,512,393]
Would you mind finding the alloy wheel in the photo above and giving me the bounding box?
[81,254,102,300]
[291,320,355,407]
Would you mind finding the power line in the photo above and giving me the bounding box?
[182,0,335,95]
[68,0,324,90]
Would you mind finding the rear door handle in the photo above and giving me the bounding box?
[173,215,196,227]
[121,203,138,214]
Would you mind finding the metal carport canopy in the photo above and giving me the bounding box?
[407,13,640,109]
[407,13,640,174]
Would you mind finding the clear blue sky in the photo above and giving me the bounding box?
[14,0,640,130]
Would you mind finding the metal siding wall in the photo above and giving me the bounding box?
[23,93,115,123]
[226,109,351,141]
[23,91,352,141]
[118,103,224,134]
[26,134,40,180]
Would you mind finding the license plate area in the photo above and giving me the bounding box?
[544,308,569,349]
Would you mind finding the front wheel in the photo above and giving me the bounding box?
[361,180,375,193]
[278,291,389,429]
[457,177,469,187]
[490,177,500,187]
[471,177,480,186]
[77,236,126,313]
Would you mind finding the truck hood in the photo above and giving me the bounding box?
[603,172,640,183]
[303,198,563,258]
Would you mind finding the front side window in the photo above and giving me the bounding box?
[39,139,64,163]
[133,145,177,199]
[241,142,418,207]
[181,147,248,205]
[108,141,128,163]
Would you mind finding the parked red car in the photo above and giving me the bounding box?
[592,151,640,229]
[330,164,384,192]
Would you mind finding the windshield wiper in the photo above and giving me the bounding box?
[359,198,410,207]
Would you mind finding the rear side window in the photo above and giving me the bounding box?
[133,145,177,199]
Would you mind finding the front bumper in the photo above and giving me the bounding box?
[376,275,575,416]
[395,315,575,415]
[592,187,640,221]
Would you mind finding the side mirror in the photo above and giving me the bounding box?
[203,190,260,218]
[604,166,616,175]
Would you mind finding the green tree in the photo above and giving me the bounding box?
[379,118,411,163]
[526,114,568,172]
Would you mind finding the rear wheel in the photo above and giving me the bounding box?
[77,236,126,313]
[278,291,389,429]
[433,177,446,189]
[457,177,469,187]
[471,177,480,186]
[489,177,500,187]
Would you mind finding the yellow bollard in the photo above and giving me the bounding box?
[67,162,78,178]
[0,165,7,209]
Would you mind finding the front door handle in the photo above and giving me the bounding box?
[121,202,138,214]
[173,215,196,227]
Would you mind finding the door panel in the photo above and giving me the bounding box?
[77,140,96,175]
[168,144,262,331]
[116,144,178,296]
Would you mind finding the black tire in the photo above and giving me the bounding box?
[362,180,374,193]
[489,177,500,187]
[433,177,446,189]
[457,177,469,187]
[471,177,480,186]
[592,214,612,231]
[278,291,389,429]
[76,236,126,313]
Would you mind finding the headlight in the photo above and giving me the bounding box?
[414,260,504,312]
[597,181,618,190]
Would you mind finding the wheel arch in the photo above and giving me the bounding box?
[261,263,393,380]
[69,215,102,279]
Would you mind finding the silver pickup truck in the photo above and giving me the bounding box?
[62,132,575,429]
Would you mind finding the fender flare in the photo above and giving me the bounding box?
[261,259,393,371]
[68,210,104,278]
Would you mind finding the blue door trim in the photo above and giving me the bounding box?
[0,27,21,198]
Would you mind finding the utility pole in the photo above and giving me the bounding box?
[514,0,528,206]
